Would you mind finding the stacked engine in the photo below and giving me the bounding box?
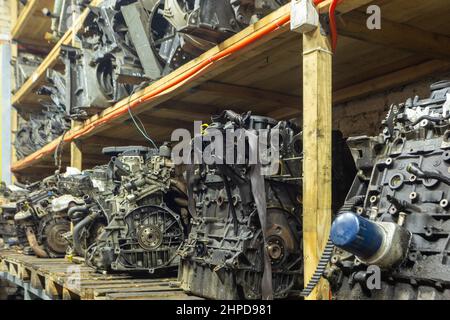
[61,0,288,119]
[178,111,303,299]
[327,81,450,300]
[14,175,73,258]
[85,145,189,273]
[15,70,70,159]
[0,183,28,246]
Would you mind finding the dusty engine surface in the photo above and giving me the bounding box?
[179,110,355,300]
[327,81,450,300]
[60,0,288,119]
[178,111,302,300]
[12,52,43,93]
[85,145,189,273]
[0,183,28,247]
[55,169,111,258]
[15,70,69,160]
[14,175,72,258]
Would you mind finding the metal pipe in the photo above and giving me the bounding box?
[25,227,48,258]
[72,211,100,257]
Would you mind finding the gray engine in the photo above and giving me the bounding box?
[85,145,189,273]
[327,81,450,300]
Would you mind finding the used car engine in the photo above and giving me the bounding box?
[14,175,73,258]
[85,145,189,274]
[327,81,450,300]
[178,110,355,300]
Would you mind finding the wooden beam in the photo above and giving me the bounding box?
[70,120,83,171]
[338,11,450,61]
[302,27,333,300]
[197,82,300,109]
[318,0,374,14]
[334,59,450,104]
[86,136,145,146]
[270,59,450,120]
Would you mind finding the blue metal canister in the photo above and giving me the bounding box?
[330,212,384,259]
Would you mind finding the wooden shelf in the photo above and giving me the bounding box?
[0,250,201,300]
[11,0,54,49]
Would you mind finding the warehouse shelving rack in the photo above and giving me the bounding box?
[4,0,450,300]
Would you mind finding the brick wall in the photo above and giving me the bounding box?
[333,73,450,138]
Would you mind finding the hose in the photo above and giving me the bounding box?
[314,0,342,52]
[407,163,450,186]
[72,211,100,257]
[300,237,334,297]
[25,226,49,258]
[67,205,90,222]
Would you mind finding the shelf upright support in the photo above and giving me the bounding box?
[302,26,333,300]
[9,0,19,183]
[70,134,83,171]
[69,6,83,172]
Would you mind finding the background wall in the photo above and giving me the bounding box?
[333,73,450,138]
[0,0,11,184]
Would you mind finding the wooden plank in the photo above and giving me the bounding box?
[338,11,450,61]
[196,82,300,109]
[11,0,54,48]
[104,291,203,301]
[70,124,83,170]
[302,27,332,300]
[317,0,374,14]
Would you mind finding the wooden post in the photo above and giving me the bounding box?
[9,0,19,183]
[70,138,83,171]
[69,7,83,172]
[302,27,333,300]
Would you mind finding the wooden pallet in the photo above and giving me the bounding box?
[0,249,201,300]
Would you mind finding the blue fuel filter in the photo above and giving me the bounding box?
[330,212,384,259]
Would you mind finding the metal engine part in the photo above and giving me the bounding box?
[66,0,181,119]
[327,81,450,300]
[11,52,43,93]
[61,166,116,257]
[15,70,70,159]
[85,145,189,273]
[14,175,72,258]
[163,0,288,58]
[178,111,303,300]
[43,0,91,41]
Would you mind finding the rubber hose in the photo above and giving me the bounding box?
[72,211,100,257]
[67,205,89,221]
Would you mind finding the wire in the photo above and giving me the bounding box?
[314,0,343,52]
[127,105,158,149]
[126,84,158,149]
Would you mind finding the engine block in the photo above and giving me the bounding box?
[85,145,189,273]
[327,81,450,300]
